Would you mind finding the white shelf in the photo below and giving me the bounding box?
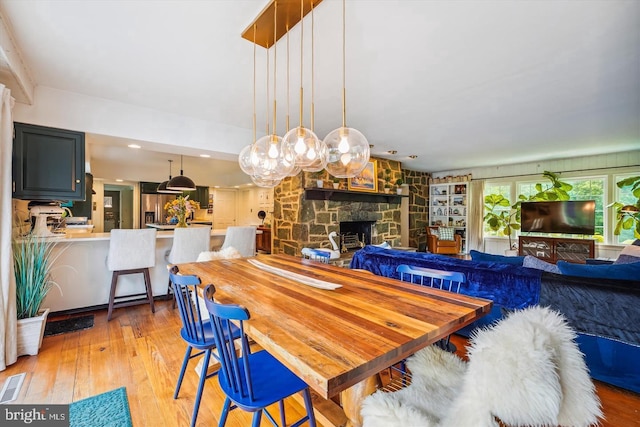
[429,182,468,253]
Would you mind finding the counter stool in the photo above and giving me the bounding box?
[165,226,212,307]
[107,228,157,321]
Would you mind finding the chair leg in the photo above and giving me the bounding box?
[279,400,286,426]
[251,410,263,427]
[302,388,317,427]
[190,349,212,427]
[218,397,232,427]
[167,277,177,309]
[107,271,119,321]
[143,267,155,314]
[174,346,193,399]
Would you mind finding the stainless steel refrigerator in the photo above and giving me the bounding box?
[141,193,177,226]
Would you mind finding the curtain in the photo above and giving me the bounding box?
[467,179,485,252]
[0,85,16,370]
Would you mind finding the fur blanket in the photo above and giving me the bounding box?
[196,246,242,261]
[361,306,602,427]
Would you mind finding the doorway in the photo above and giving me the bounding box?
[104,184,134,231]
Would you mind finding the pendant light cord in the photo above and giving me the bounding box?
[299,0,305,128]
[272,0,278,136]
[311,0,315,131]
[253,24,257,144]
[342,0,346,128]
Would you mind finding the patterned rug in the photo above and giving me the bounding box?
[69,387,133,427]
[44,315,94,337]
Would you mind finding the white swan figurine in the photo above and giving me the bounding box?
[301,231,341,260]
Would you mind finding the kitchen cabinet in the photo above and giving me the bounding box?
[13,122,85,200]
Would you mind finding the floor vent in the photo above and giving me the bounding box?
[0,373,25,404]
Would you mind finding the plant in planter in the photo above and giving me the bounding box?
[609,175,640,239]
[309,171,325,188]
[332,177,341,189]
[13,232,62,356]
[484,194,520,251]
[383,168,392,193]
[395,178,404,194]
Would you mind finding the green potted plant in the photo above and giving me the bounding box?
[609,175,640,239]
[483,194,520,253]
[332,176,341,189]
[383,168,392,193]
[395,178,404,195]
[13,232,62,356]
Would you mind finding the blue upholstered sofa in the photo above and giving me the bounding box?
[350,245,640,393]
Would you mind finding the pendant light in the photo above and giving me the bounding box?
[282,0,325,170]
[157,159,182,194]
[167,155,196,191]
[250,0,294,183]
[323,0,370,178]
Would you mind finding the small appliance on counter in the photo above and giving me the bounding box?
[63,216,94,234]
[28,203,65,236]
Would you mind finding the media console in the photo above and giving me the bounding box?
[518,235,595,264]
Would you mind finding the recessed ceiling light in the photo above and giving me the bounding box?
[387,150,397,155]
[369,144,375,148]
[214,185,220,188]
[115,179,123,182]
[127,144,141,149]
[199,154,211,158]
[408,155,418,159]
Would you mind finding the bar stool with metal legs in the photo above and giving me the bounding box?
[106,228,157,321]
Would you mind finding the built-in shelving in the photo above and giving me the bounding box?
[429,182,468,253]
[304,188,406,204]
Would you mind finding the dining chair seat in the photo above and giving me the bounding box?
[165,226,211,307]
[203,284,316,427]
[106,228,157,321]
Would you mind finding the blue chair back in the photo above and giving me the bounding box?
[203,284,255,402]
[397,264,466,293]
[169,266,210,345]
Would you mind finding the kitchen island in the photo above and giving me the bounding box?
[42,228,227,313]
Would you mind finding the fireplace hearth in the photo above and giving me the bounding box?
[339,221,376,251]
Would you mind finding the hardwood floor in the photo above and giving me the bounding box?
[2,300,639,426]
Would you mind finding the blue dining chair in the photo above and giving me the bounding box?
[169,266,243,427]
[203,284,317,427]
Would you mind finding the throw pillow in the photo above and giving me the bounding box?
[523,255,561,274]
[438,227,455,241]
[614,244,640,264]
[557,260,640,281]
[469,250,525,266]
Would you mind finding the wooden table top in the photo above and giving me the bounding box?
[178,254,492,399]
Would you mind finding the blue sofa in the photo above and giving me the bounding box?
[350,245,640,393]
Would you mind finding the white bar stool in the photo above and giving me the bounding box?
[165,226,212,306]
[107,229,157,321]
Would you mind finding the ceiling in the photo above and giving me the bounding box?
[0,0,638,186]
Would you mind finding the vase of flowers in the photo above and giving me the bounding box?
[165,195,200,228]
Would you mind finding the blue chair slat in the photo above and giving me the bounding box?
[203,284,317,427]
[397,264,465,293]
[169,267,243,427]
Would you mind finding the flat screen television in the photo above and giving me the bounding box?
[520,200,596,235]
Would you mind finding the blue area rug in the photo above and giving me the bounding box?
[69,387,133,427]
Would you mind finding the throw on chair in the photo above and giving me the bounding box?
[361,306,603,427]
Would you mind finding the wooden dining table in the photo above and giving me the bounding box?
[177,254,493,427]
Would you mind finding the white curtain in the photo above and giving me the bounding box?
[467,179,485,252]
[0,85,17,370]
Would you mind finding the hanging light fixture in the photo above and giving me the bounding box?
[323,0,370,178]
[282,0,325,170]
[157,159,182,194]
[239,24,259,177]
[250,1,294,184]
[167,155,196,191]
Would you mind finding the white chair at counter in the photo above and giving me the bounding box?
[220,226,257,257]
[165,226,212,306]
[106,228,157,321]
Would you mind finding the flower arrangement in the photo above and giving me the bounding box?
[165,195,200,227]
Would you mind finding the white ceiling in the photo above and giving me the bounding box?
[1,0,638,185]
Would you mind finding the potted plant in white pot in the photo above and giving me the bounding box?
[13,232,62,356]
[383,168,392,193]
[395,178,404,195]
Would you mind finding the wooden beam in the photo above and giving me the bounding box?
[241,0,324,49]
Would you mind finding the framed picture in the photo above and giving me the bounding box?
[348,161,378,192]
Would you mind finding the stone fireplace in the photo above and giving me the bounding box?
[339,220,376,251]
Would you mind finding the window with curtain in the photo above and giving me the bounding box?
[483,183,513,237]
[614,173,639,244]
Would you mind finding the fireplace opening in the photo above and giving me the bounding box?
[339,221,375,251]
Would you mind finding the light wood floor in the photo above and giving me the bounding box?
[2,300,639,426]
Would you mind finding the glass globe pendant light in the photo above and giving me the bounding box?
[323,0,370,178]
[282,0,325,170]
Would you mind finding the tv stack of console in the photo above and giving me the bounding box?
[518,235,595,264]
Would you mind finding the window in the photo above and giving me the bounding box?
[565,177,605,240]
[483,183,512,237]
[614,174,639,244]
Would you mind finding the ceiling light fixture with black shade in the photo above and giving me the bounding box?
[157,159,182,194]
[167,155,196,191]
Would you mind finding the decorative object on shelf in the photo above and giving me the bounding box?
[332,177,341,189]
[167,155,196,191]
[348,160,377,192]
[13,231,63,355]
[157,159,182,194]
[608,175,640,239]
[395,178,404,195]
[383,168,392,193]
[164,195,200,228]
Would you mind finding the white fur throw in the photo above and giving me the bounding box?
[361,306,602,427]
[196,246,242,262]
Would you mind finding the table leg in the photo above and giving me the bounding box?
[340,374,382,427]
